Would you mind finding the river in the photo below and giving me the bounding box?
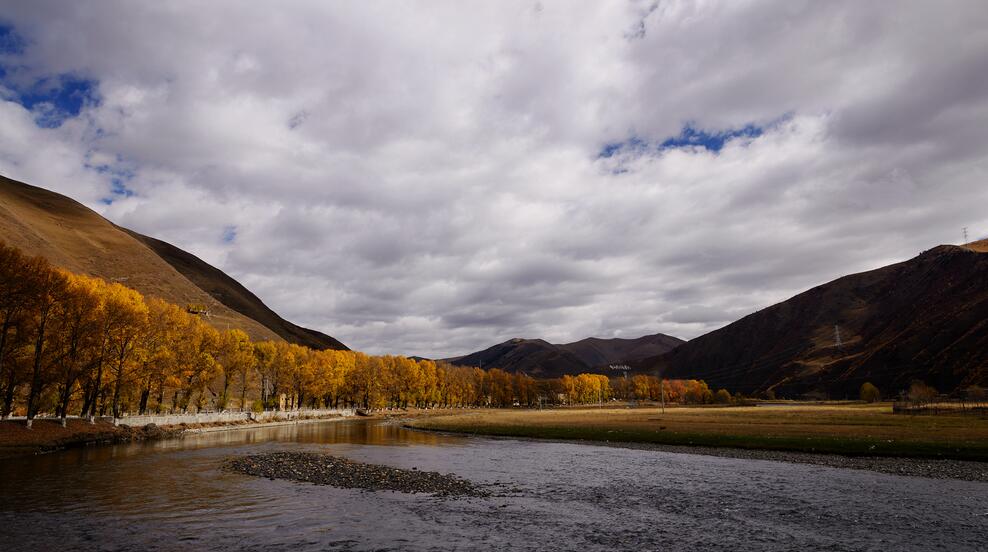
[1,419,985,551]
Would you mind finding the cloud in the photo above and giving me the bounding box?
[1,1,987,357]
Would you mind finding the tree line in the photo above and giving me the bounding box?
[0,241,723,427]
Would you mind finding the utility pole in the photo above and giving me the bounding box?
[834,324,843,352]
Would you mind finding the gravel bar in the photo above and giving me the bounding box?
[226,451,490,498]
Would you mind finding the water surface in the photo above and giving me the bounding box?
[1,420,985,551]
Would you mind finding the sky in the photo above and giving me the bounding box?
[1,1,987,357]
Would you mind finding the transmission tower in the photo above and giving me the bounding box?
[963,227,969,244]
[834,324,843,352]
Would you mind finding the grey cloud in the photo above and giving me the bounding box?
[1,1,988,357]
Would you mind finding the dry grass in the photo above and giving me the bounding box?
[409,403,988,460]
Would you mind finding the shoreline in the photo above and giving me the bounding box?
[405,424,988,483]
[0,414,358,459]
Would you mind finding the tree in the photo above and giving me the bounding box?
[963,385,987,402]
[714,389,732,404]
[684,380,712,404]
[25,265,70,428]
[907,381,938,403]
[859,382,881,403]
[0,243,50,419]
[51,273,101,426]
[216,329,254,410]
[104,283,149,419]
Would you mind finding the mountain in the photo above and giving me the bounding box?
[0,174,347,350]
[560,334,684,367]
[633,243,988,397]
[123,230,346,350]
[448,333,684,378]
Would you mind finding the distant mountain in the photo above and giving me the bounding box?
[0,174,347,350]
[633,242,988,397]
[560,334,684,367]
[448,333,684,378]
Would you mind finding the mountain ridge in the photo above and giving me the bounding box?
[631,244,988,396]
[448,333,684,378]
[0,173,347,350]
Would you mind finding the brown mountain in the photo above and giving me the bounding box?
[633,243,988,397]
[0,173,346,350]
[449,333,684,378]
[560,334,684,367]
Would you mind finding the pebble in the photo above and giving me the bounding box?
[225,451,490,498]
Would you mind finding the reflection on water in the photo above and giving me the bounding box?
[1,420,465,513]
[1,419,986,551]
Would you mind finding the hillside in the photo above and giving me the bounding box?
[0,174,347,350]
[633,244,988,397]
[124,230,346,350]
[559,334,684,367]
[449,333,684,378]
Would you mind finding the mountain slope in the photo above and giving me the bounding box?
[0,174,346,350]
[450,333,683,378]
[124,230,346,350]
[634,244,988,397]
[560,334,684,367]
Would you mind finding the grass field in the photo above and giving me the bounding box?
[408,403,988,461]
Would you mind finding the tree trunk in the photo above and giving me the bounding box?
[0,366,16,420]
[240,369,247,412]
[111,352,125,419]
[87,360,104,423]
[25,309,50,429]
[138,385,150,415]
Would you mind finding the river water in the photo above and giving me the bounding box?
[1,419,986,551]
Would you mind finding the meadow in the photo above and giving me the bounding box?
[409,403,988,461]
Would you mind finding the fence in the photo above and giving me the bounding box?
[115,408,355,427]
[892,400,988,416]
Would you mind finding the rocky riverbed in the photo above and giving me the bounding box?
[225,451,491,498]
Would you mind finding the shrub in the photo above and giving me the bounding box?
[859,382,881,403]
[714,389,732,404]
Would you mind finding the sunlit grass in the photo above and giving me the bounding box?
[409,403,988,460]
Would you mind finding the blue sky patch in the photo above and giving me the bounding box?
[0,24,26,55]
[13,75,99,127]
[660,123,763,152]
[222,225,238,244]
[97,168,137,205]
[0,23,100,128]
[598,122,766,159]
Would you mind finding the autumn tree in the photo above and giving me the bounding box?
[50,273,101,425]
[24,264,70,428]
[105,284,149,418]
[714,389,732,404]
[216,329,255,410]
[907,381,937,404]
[0,242,43,419]
[859,382,881,403]
[684,380,712,404]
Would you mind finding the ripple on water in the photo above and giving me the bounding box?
[1,420,987,551]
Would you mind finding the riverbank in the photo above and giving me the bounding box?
[0,413,356,458]
[406,405,988,481]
